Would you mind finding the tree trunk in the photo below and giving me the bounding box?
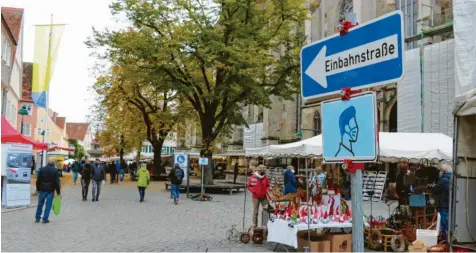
[152,142,164,176]
[136,148,141,166]
[119,147,124,170]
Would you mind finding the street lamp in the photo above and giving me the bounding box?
[18,105,29,134]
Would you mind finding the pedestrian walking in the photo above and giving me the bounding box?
[432,163,452,242]
[135,164,150,202]
[108,161,116,184]
[246,165,270,228]
[80,161,92,201]
[91,159,106,202]
[115,160,121,183]
[35,159,61,223]
[169,164,184,205]
[233,162,239,184]
[72,160,80,185]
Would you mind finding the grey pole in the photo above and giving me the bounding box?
[201,164,205,196]
[351,168,364,252]
[187,156,190,198]
[449,116,459,251]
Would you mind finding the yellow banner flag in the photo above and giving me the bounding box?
[32,24,65,107]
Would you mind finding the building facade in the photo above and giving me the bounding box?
[16,62,37,138]
[1,7,24,128]
[66,122,94,152]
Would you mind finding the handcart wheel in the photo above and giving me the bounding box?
[368,230,383,250]
[391,235,406,252]
[240,233,251,244]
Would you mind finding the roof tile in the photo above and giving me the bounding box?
[1,7,24,44]
[66,123,90,141]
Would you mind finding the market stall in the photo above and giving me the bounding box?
[244,131,453,251]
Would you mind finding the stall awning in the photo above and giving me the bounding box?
[245,132,452,162]
[1,116,48,150]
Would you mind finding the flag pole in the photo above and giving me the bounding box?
[41,14,53,167]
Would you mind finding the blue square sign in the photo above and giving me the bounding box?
[322,93,378,162]
[301,11,404,100]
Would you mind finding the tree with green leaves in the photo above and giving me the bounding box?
[91,65,188,174]
[89,0,309,184]
[67,139,87,160]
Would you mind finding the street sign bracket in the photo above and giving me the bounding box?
[340,87,362,100]
[338,20,359,36]
[342,159,364,173]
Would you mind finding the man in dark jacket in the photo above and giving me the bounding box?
[233,162,239,184]
[108,162,116,184]
[80,161,92,201]
[91,159,106,202]
[35,159,61,223]
[168,164,184,205]
[432,163,452,242]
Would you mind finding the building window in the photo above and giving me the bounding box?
[313,111,322,136]
[22,124,32,136]
[11,104,15,124]
[1,32,12,66]
[1,89,6,116]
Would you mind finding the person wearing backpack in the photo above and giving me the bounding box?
[135,164,150,202]
[169,164,184,205]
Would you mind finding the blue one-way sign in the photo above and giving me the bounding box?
[301,11,404,100]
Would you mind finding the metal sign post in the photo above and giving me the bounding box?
[198,157,208,198]
[186,155,190,199]
[201,165,204,197]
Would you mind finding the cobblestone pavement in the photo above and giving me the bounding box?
[1,178,396,252]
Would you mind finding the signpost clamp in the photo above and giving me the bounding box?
[338,20,358,36]
[340,87,363,100]
[342,159,364,173]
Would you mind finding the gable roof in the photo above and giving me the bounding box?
[55,117,66,130]
[1,7,24,44]
[21,62,33,103]
[66,123,90,141]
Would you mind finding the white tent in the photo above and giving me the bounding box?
[245,132,452,162]
[378,132,452,163]
[245,135,322,158]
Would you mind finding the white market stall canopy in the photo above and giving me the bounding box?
[246,135,322,158]
[245,132,453,162]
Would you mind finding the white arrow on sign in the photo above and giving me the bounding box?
[304,34,399,88]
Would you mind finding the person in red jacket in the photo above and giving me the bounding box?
[247,165,270,227]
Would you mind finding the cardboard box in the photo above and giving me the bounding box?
[306,241,331,252]
[297,232,329,252]
[324,233,352,252]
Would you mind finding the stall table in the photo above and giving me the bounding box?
[267,219,353,249]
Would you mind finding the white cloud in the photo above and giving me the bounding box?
[2,0,119,122]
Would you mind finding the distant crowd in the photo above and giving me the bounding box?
[33,158,186,223]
